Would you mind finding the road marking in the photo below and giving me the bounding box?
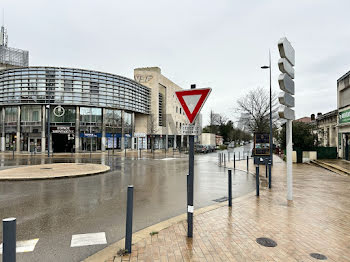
[160,158,177,161]
[0,238,39,254]
[71,232,107,247]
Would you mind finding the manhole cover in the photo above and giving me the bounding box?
[40,168,52,170]
[310,253,327,260]
[256,237,277,247]
[213,196,229,203]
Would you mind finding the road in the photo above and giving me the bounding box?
[0,147,255,262]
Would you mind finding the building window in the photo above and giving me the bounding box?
[159,93,163,126]
[176,106,178,113]
[21,105,41,122]
[180,107,182,114]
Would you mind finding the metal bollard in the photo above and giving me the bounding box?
[268,163,272,189]
[125,185,134,253]
[234,153,236,169]
[228,169,232,207]
[3,217,16,262]
[139,148,142,159]
[256,166,260,196]
[266,164,268,178]
[247,156,249,172]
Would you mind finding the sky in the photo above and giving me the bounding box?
[2,0,350,126]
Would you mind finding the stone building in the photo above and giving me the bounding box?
[316,110,337,147]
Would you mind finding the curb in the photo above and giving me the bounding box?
[0,164,111,181]
[311,160,349,176]
[82,191,256,262]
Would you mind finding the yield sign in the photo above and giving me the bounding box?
[175,88,211,124]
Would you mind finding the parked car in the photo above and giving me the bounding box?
[195,144,207,154]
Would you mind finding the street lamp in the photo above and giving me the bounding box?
[261,50,273,165]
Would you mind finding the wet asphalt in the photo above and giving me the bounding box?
[0,145,254,262]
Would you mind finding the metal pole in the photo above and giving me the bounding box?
[247,155,249,172]
[228,169,232,207]
[187,83,196,238]
[256,166,259,196]
[266,164,268,178]
[3,217,16,262]
[286,119,293,200]
[125,185,134,253]
[188,134,194,237]
[47,104,50,157]
[224,153,226,168]
[234,153,236,169]
[269,50,273,165]
[268,162,272,189]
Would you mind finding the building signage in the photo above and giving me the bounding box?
[53,106,65,117]
[182,124,201,135]
[339,109,350,124]
[254,133,270,156]
[51,126,74,134]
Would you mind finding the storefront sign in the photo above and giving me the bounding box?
[339,109,350,124]
[254,133,270,156]
[51,127,74,134]
[53,106,65,117]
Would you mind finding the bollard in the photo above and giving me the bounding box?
[228,169,232,207]
[266,164,268,178]
[125,185,134,253]
[234,153,236,169]
[247,156,249,172]
[268,163,272,189]
[139,148,142,159]
[224,154,226,168]
[256,166,260,196]
[3,217,16,262]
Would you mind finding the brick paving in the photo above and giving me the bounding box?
[106,157,350,262]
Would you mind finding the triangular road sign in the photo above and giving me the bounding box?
[175,88,211,124]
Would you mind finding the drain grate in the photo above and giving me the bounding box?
[310,253,327,260]
[40,167,52,170]
[213,196,229,203]
[256,237,277,247]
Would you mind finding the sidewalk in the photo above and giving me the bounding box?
[312,159,350,176]
[94,156,350,262]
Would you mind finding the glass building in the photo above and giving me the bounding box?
[0,66,150,153]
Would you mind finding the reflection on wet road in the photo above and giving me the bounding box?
[0,148,255,262]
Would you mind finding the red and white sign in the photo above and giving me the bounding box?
[175,88,211,124]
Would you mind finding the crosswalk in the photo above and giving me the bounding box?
[0,232,107,255]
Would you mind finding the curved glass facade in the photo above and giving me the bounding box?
[0,67,150,114]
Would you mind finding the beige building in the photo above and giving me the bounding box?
[133,67,189,150]
[316,110,337,147]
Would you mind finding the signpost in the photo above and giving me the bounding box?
[175,85,211,238]
[277,37,295,201]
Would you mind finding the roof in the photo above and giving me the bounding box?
[316,110,338,121]
[337,70,350,83]
[294,117,311,123]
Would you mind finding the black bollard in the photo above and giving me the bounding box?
[3,217,16,262]
[266,164,268,178]
[125,185,134,253]
[234,153,236,169]
[247,156,249,172]
[256,166,260,196]
[268,163,272,189]
[228,170,232,207]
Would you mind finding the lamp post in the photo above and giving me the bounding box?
[261,50,273,165]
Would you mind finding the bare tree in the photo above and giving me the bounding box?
[148,114,158,151]
[236,87,279,133]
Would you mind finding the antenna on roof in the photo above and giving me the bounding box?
[0,9,8,47]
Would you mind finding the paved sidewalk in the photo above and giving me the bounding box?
[100,156,349,262]
[313,159,350,176]
[0,163,110,180]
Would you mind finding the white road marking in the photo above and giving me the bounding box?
[71,232,107,247]
[160,158,176,161]
[0,238,39,254]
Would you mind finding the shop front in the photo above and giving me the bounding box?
[337,108,350,160]
[52,126,75,152]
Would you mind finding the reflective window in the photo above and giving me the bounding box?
[21,105,41,122]
[50,106,76,123]
[5,107,17,122]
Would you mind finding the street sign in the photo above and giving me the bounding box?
[175,88,211,124]
[278,58,295,79]
[254,133,270,156]
[278,105,295,120]
[278,91,295,108]
[182,124,201,135]
[278,37,295,66]
[278,73,294,95]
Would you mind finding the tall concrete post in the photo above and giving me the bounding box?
[286,120,293,200]
[101,108,106,152]
[181,135,184,149]
[174,134,177,149]
[75,106,80,153]
[16,105,20,152]
[165,134,168,150]
[41,105,46,153]
[1,107,5,152]
[121,110,125,150]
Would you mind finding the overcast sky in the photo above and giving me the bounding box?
[2,0,350,126]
